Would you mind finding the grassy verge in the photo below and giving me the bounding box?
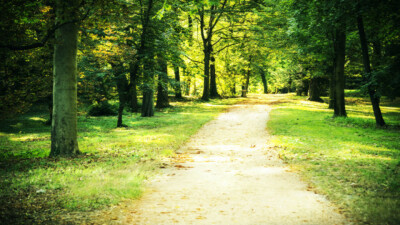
[267,94,400,224]
[0,97,241,224]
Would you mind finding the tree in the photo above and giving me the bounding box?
[156,55,170,108]
[50,0,81,156]
[196,0,228,100]
[356,14,385,126]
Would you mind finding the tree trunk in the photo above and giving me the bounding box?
[112,63,129,127]
[357,15,385,126]
[142,89,154,117]
[184,68,191,96]
[202,46,211,101]
[141,58,155,117]
[308,77,323,102]
[50,0,80,156]
[140,0,154,117]
[260,69,268,94]
[156,58,170,108]
[210,56,220,98]
[129,62,139,112]
[245,69,250,93]
[333,26,347,117]
[174,66,182,99]
[231,83,236,95]
[241,69,250,97]
[328,63,336,109]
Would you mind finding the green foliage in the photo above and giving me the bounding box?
[87,101,118,117]
[268,94,400,224]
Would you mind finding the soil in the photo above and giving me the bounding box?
[88,94,350,225]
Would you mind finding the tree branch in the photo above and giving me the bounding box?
[215,42,240,54]
[211,0,228,31]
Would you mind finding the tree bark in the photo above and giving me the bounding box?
[231,83,236,95]
[174,66,182,99]
[129,62,139,112]
[156,57,170,108]
[241,69,250,97]
[328,63,336,109]
[111,63,129,127]
[357,15,385,126]
[184,68,191,96]
[141,56,155,117]
[202,45,211,101]
[50,0,80,156]
[308,77,323,102]
[333,26,347,117]
[245,68,250,93]
[210,56,220,98]
[140,0,155,117]
[260,69,268,94]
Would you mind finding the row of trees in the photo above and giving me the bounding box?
[1,0,399,156]
[284,0,400,126]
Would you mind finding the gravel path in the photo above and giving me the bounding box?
[92,95,349,225]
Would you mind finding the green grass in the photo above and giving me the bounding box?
[267,93,400,225]
[0,97,241,224]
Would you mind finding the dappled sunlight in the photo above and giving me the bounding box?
[9,134,49,142]
[380,106,400,113]
[29,117,46,122]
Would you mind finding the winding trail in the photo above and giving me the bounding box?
[93,95,349,224]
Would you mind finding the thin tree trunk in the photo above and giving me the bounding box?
[245,68,250,93]
[184,68,191,96]
[231,83,236,95]
[156,57,170,108]
[129,62,139,112]
[174,66,182,98]
[202,46,210,100]
[329,63,336,109]
[357,15,385,126]
[112,63,129,127]
[241,69,250,97]
[260,69,268,94]
[210,56,220,98]
[333,26,347,117]
[50,0,80,156]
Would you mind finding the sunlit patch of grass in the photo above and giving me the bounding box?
[0,97,242,224]
[268,94,400,224]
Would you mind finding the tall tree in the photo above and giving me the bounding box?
[197,0,228,101]
[174,66,183,99]
[50,0,81,156]
[333,25,347,117]
[356,14,385,126]
[139,0,156,117]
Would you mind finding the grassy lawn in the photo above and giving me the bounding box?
[0,97,241,224]
[267,93,400,224]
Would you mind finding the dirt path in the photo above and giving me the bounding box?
[91,95,349,225]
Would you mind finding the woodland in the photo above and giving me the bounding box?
[0,0,400,224]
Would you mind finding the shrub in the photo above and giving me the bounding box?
[87,102,118,116]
